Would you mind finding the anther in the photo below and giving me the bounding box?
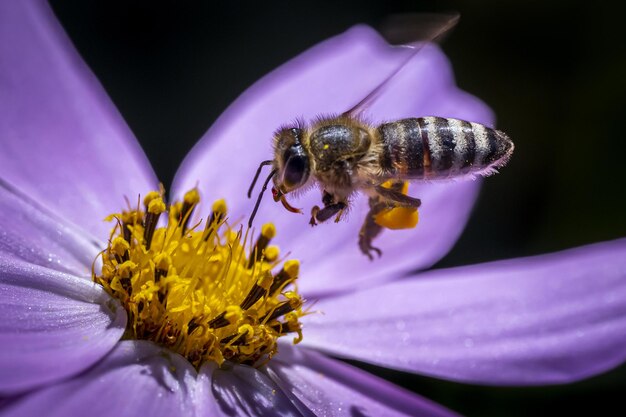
[269,259,299,295]
[143,196,166,250]
[121,211,141,243]
[179,189,200,234]
[224,305,243,324]
[203,199,227,241]
[153,253,171,283]
[208,304,244,329]
[207,312,229,329]
[219,333,240,345]
[143,191,161,212]
[153,253,171,304]
[187,317,203,335]
[264,245,280,262]
[247,223,276,268]
[262,295,302,323]
[240,271,273,310]
[117,260,136,296]
[270,320,299,334]
[111,236,130,263]
[221,325,254,348]
[270,318,303,343]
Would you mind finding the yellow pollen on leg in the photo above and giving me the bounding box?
[93,189,306,368]
[374,180,419,230]
[374,207,419,229]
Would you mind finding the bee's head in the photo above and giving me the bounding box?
[247,126,308,227]
[272,127,310,194]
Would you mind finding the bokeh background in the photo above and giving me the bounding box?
[49,1,626,416]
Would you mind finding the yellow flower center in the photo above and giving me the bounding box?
[93,189,304,368]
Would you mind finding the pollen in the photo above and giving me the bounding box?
[374,181,419,230]
[93,189,305,368]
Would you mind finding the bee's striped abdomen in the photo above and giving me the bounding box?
[377,117,513,179]
[378,118,424,177]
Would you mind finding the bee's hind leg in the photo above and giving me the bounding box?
[359,181,421,260]
[309,191,347,226]
[374,182,421,208]
[359,195,386,260]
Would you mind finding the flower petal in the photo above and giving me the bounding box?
[0,255,125,395]
[266,344,460,417]
[0,1,158,240]
[172,25,492,296]
[301,239,626,385]
[206,361,308,417]
[0,179,100,277]
[1,341,196,417]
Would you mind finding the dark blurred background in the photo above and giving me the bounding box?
[49,1,626,416]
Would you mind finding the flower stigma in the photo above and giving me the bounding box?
[93,189,305,368]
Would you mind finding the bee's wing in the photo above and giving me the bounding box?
[343,13,459,119]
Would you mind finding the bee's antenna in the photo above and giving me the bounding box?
[248,160,274,198]
[248,168,278,228]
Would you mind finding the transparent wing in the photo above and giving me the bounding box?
[343,13,460,118]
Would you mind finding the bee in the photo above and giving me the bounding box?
[247,14,514,259]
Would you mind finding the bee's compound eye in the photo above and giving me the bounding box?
[282,146,310,189]
[284,156,306,187]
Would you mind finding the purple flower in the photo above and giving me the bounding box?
[2,1,626,416]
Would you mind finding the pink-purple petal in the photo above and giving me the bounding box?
[172,25,492,296]
[301,239,626,385]
[207,361,309,417]
[194,363,224,417]
[0,0,158,241]
[0,341,196,417]
[0,255,125,395]
[266,344,460,417]
[0,179,100,277]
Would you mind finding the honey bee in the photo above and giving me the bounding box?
[247,14,514,259]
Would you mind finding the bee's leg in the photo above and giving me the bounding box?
[374,183,421,208]
[358,196,386,260]
[333,208,346,223]
[310,191,347,226]
[310,202,347,226]
[359,181,420,259]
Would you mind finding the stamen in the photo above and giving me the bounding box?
[121,210,141,243]
[208,312,230,329]
[153,253,170,282]
[240,271,273,310]
[203,199,227,241]
[110,237,129,263]
[187,318,203,335]
[143,191,162,213]
[143,196,166,249]
[248,223,276,267]
[153,253,170,304]
[178,189,200,234]
[262,293,302,323]
[94,189,306,368]
[271,312,303,344]
[269,260,300,295]
[116,260,136,297]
